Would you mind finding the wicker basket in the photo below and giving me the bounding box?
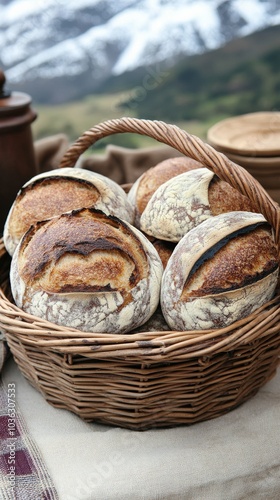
[0,117,280,430]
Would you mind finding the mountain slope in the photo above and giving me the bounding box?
[117,24,280,121]
[0,0,280,103]
[31,24,280,147]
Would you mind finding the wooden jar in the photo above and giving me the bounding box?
[0,69,37,233]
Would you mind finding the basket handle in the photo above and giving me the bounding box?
[59,117,280,245]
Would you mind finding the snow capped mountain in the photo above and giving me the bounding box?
[0,0,279,102]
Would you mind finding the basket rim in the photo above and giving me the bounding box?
[1,240,280,361]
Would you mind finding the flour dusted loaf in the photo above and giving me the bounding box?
[4,167,133,256]
[128,156,204,227]
[10,208,163,334]
[161,211,279,330]
[140,167,257,242]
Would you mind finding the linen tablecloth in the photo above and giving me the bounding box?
[1,358,280,500]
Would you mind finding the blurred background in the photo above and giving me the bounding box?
[1,0,280,149]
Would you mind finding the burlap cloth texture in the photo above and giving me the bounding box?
[34,133,183,182]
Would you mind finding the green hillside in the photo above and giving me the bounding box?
[33,24,280,148]
[117,24,280,122]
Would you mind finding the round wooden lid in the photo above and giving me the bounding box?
[207,112,280,157]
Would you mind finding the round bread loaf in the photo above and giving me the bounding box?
[140,168,257,242]
[161,211,279,330]
[10,208,163,334]
[128,156,204,226]
[4,167,133,256]
[149,237,176,269]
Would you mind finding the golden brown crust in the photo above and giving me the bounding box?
[11,207,163,334]
[138,167,258,242]
[136,156,204,215]
[4,167,134,257]
[141,232,176,269]
[19,209,148,296]
[10,208,163,333]
[9,177,100,243]
[182,226,278,299]
[151,239,176,269]
[208,176,257,215]
[161,212,279,331]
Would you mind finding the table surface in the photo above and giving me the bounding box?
[2,358,280,500]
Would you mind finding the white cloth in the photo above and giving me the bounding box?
[2,358,280,500]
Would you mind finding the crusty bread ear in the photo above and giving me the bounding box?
[3,167,133,256]
[10,208,163,334]
[161,211,279,330]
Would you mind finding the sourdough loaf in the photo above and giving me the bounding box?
[10,208,163,334]
[140,168,257,241]
[161,211,279,330]
[128,156,204,226]
[4,167,133,256]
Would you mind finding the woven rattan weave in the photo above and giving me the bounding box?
[0,117,280,430]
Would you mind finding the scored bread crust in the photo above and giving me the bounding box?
[4,167,134,256]
[127,156,203,227]
[140,168,257,242]
[161,211,279,330]
[10,208,163,334]
[140,168,214,241]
